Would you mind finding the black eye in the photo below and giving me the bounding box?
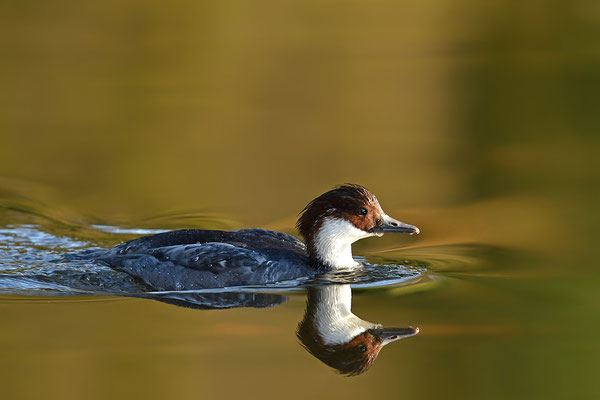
[357,345,367,353]
[357,207,367,216]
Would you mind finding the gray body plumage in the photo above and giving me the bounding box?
[83,229,317,291]
[68,184,419,292]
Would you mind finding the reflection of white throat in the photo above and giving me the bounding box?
[313,218,374,269]
[313,285,377,345]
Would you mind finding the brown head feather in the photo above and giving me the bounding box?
[296,184,384,260]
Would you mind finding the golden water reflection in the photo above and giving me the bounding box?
[1,0,599,399]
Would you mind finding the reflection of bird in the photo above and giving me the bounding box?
[297,285,418,376]
[72,184,419,290]
[136,291,288,310]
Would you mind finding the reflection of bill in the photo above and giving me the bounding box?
[297,285,418,376]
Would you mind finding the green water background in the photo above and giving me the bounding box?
[1,1,599,399]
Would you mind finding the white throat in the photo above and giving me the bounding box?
[313,285,378,345]
[312,218,374,269]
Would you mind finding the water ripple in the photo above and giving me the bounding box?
[0,224,426,296]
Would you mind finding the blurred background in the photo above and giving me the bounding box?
[1,0,599,399]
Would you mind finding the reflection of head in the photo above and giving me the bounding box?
[298,323,391,375]
[297,285,418,376]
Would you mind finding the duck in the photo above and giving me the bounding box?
[77,184,419,290]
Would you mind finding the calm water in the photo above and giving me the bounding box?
[1,1,599,399]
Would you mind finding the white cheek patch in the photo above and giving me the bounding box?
[313,218,374,268]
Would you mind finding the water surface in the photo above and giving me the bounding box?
[1,1,599,399]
